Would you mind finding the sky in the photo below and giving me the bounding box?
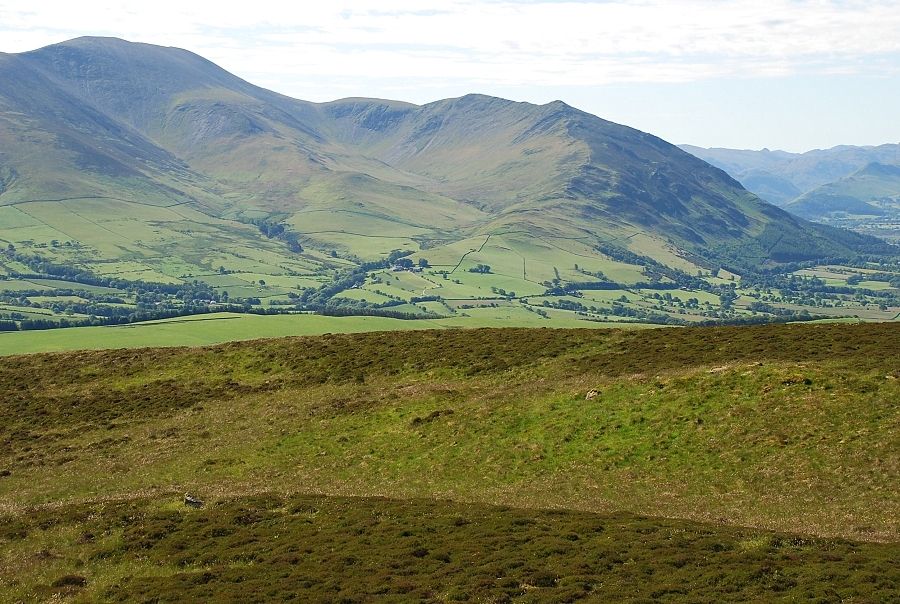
[2,0,900,152]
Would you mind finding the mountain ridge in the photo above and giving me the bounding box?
[1,36,894,280]
[786,162,900,220]
[681,142,900,205]
[682,143,900,242]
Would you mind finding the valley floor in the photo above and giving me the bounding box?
[0,311,651,356]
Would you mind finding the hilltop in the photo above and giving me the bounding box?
[0,323,898,600]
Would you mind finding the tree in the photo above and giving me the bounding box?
[468,264,491,274]
[418,258,429,268]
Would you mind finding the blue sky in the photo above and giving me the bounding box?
[2,0,900,151]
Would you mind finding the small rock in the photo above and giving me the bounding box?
[184,494,204,508]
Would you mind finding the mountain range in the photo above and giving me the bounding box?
[0,36,893,288]
[682,143,900,242]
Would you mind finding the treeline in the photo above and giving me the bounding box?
[0,304,310,332]
[741,273,900,302]
[297,250,413,309]
[318,306,437,320]
[0,245,447,330]
[536,294,818,327]
[708,222,898,270]
[5,251,221,299]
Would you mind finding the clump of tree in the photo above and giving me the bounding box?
[469,264,491,274]
[249,218,303,253]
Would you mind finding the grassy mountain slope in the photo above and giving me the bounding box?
[318,94,890,268]
[0,41,348,288]
[5,37,892,271]
[16,38,463,220]
[0,52,220,209]
[1,37,898,339]
[1,323,898,600]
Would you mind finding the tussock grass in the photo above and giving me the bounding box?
[1,323,898,600]
[2,494,897,603]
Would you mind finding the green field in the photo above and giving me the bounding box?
[0,311,651,356]
[2,189,899,338]
[1,323,898,601]
[3,35,900,355]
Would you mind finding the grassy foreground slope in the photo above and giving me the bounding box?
[4,495,897,603]
[1,323,898,600]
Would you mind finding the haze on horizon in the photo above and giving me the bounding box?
[2,0,900,153]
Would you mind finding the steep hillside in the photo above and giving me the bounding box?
[316,94,889,268]
[0,51,221,209]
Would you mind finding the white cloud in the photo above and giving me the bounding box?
[1,0,900,101]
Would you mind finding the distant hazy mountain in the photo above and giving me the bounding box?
[680,143,900,206]
[786,162,900,220]
[0,37,891,274]
[681,144,900,242]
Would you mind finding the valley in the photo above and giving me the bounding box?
[1,38,899,352]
